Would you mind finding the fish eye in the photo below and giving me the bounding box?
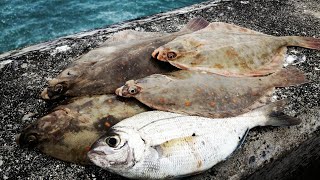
[54,84,63,93]
[128,87,137,95]
[27,134,37,143]
[167,52,177,59]
[106,136,120,148]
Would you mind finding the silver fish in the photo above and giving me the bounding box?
[88,101,300,179]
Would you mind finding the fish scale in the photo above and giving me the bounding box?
[88,102,301,179]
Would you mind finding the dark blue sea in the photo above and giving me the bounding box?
[0,0,205,54]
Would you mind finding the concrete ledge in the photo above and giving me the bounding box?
[0,0,319,179]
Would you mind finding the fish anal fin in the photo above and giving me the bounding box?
[197,22,265,35]
[180,17,210,33]
[235,129,250,150]
[241,88,275,114]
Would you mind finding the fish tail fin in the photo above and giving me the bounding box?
[180,17,210,32]
[286,36,320,50]
[261,100,302,127]
[271,66,309,87]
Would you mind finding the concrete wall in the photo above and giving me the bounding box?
[0,0,319,179]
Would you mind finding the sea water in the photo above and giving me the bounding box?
[0,0,205,54]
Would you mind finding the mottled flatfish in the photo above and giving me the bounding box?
[116,67,307,118]
[152,22,320,77]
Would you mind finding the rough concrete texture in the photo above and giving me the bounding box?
[0,0,319,179]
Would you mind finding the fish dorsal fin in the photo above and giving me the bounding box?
[179,17,210,33]
[101,30,168,47]
[196,22,264,35]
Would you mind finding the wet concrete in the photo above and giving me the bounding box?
[0,0,319,179]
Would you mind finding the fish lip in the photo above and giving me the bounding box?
[15,134,21,145]
[115,87,123,96]
[152,46,166,61]
[40,88,50,99]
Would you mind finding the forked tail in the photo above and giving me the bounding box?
[263,100,302,127]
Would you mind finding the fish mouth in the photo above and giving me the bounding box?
[115,87,123,96]
[152,46,167,61]
[40,88,50,99]
[15,134,21,145]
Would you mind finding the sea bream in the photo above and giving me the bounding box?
[88,101,301,179]
[152,22,320,77]
[16,95,149,164]
[115,67,307,118]
[41,18,210,100]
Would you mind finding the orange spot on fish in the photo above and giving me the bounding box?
[209,101,216,107]
[85,146,91,151]
[225,48,239,58]
[104,122,111,128]
[213,63,224,69]
[108,99,113,103]
[185,101,192,107]
[159,97,166,104]
[240,28,248,32]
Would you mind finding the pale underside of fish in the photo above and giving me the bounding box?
[16,95,149,164]
[152,22,320,77]
[41,18,210,100]
[115,67,307,118]
[88,101,301,179]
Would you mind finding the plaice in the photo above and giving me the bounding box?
[116,67,307,118]
[16,94,149,164]
[41,17,210,100]
[152,22,320,77]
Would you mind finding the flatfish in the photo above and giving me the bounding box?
[88,101,301,179]
[152,22,320,77]
[115,67,307,118]
[41,18,209,99]
[16,95,149,164]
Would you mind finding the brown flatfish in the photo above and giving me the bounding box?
[41,18,209,99]
[115,67,307,118]
[152,22,320,77]
[16,94,149,164]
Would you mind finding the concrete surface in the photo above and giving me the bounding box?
[0,0,319,179]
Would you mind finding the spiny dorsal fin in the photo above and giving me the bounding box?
[180,17,210,33]
[263,100,302,127]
